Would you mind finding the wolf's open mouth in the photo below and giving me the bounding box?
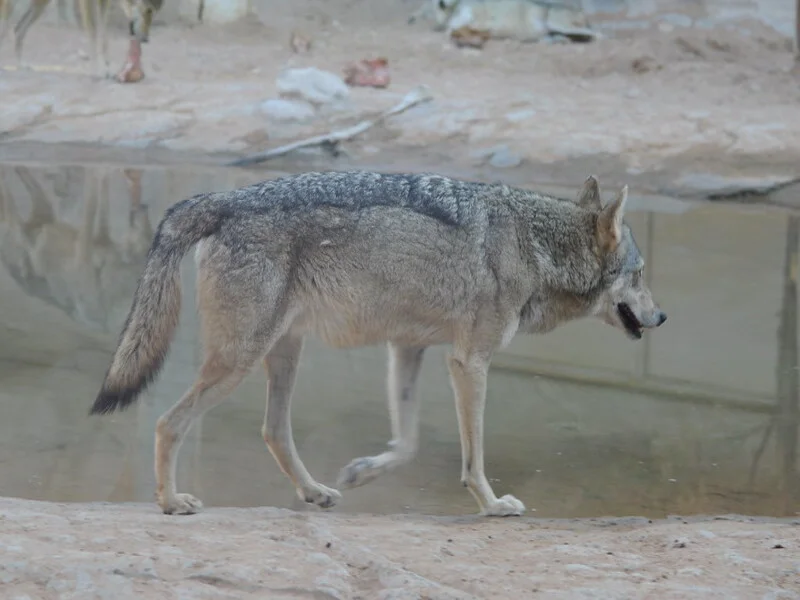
[617,303,643,340]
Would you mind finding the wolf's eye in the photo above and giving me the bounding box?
[439,0,447,9]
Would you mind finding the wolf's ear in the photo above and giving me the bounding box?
[576,175,602,210]
[596,185,628,250]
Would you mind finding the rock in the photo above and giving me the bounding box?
[470,144,522,168]
[682,110,710,121]
[698,530,717,539]
[660,14,693,28]
[672,173,798,199]
[14,111,193,147]
[1,498,799,599]
[565,563,598,574]
[276,68,350,106]
[504,109,536,123]
[672,536,690,549]
[489,146,523,169]
[0,99,54,134]
[769,180,800,208]
[581,0,627,16]
[727,122,787,154]
[259,98,316,123]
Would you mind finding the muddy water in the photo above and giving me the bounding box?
[0,162,797,519]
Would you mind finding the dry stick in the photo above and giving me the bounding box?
[228,85,434,168]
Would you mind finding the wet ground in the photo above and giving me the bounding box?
[0,160,797,519]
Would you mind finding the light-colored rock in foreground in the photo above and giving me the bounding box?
[0,497,798,599]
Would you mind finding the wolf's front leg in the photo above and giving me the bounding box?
[447,351,525,516]
[117,38,145,83]
[337,344,425,488]
[263,334,341,509]
[85,0,112,79]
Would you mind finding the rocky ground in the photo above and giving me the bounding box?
[1,1,799,200]
[1,497,799,599]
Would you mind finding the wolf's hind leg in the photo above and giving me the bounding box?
[155,265,284,515]
[155,353,254,515]
[337,344,425,489]
[262,333,341,509]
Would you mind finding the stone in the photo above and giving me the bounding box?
[276,68,350,106]
[504,109,536,123]
[489,146,523,169]
[0,497,798,599]
[673,173,797,197]
[660,13,693,28]
[565,563,598,574]
[470,144,523,169]
[259,98,316,123]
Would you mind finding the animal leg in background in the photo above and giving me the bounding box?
[12,0,50,67]
[0,0,12,51]
[117,0,162,83]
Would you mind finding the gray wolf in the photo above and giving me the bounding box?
[0,0,161,82]
[90,170,666,517]
[411,0,597,43]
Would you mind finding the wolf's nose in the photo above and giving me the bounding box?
[657,312,667,327]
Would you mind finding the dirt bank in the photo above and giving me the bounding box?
[1,2,799,200]
[1,497,798,599]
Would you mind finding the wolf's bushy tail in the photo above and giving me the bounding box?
[90,193,227,415]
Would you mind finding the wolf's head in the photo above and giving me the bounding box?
[577,176,667,340]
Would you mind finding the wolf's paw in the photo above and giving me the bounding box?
[482,494,525,517]
[300,483,341,509]
[116,62,145,83]
[336,456,383,489]
[160,493,203,515]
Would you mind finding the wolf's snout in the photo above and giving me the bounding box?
[656,312,667,327]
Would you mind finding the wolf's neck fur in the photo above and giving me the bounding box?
[514,195,603,334]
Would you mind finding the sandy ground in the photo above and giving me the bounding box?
[1,1,799,197]
[0,497,798,599]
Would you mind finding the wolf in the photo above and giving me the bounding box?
[90,171,666,517]
[0,0,161,82]
[410,0,597,43]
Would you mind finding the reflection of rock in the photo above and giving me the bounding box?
[0,166,153,333]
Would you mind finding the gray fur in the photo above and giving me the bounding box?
[91,170,666,517]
